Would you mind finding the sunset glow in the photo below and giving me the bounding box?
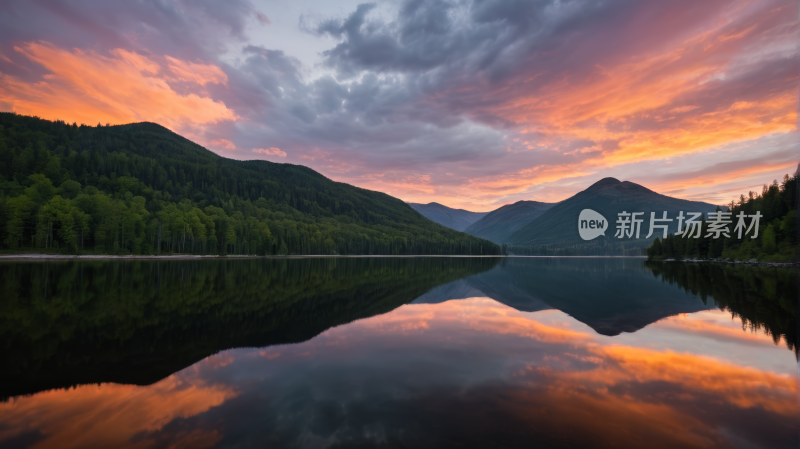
[1,43,236,134]
[0,0,796,208]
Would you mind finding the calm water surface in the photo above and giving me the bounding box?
[0,257,796,448]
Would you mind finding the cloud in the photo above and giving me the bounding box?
[283,0,796,207]
[254,11,272,25]
[165,56,228,85]
[211,138,237,150]
[0,0,271,61]
[254,147,287,157]
[0,42,237,132]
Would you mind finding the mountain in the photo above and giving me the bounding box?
[506,177,722,249]
[0,113,499,256]
[407,202,488,232]
[464,200,555,244]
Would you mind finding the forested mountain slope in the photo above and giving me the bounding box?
[0,113,499,255]
[407,202,488,231]
[465,200,554,244]
[507,178,721,255]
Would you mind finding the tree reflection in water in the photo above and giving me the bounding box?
[0,258,796,448]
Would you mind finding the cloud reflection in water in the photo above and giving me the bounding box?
[1,296,795,448]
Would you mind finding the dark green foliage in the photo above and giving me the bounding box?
[647,173,797,262]
[0,113,499,255]
[646,238,662,258]
[0,256,500,398]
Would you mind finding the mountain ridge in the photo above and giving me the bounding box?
[407,202,489,232]
[0,113,499,255]
[464,200,555,244]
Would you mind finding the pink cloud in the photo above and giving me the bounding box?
[210,138,237,150]
[254,11,272,25]
[253,147,287,157]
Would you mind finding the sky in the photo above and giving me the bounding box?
[0,0,797,211]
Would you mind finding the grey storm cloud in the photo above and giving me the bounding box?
[291,0,747,133]
[310,0,549,79]
[219,0,574,171]
[0,0,267,61]
[227,36,512,164]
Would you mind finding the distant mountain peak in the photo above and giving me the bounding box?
[507,176,721,247]
[584,177,656,196]
[590,177,621,187]
[619,180,657,194]
[464,200,556,244]
[512,200,550,206]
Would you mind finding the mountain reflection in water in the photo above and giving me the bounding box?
[0,257,796,449]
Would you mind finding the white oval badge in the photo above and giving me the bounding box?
[578,209,608,241]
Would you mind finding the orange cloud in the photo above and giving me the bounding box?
[0,42,237,131]
[211,138,237,150]
[165,56,228,86]
[253,147,287,157]
[0,375,238,449]
[463,165,595,199]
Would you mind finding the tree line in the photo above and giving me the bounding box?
[0,113,499,256]
[646,172,797,262]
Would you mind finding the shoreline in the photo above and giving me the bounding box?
[0,254,793,266]
[0,254,648,261]
[649,257,799,268]
[0,254,506,261]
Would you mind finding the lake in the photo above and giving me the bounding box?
[0,257,796,448]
